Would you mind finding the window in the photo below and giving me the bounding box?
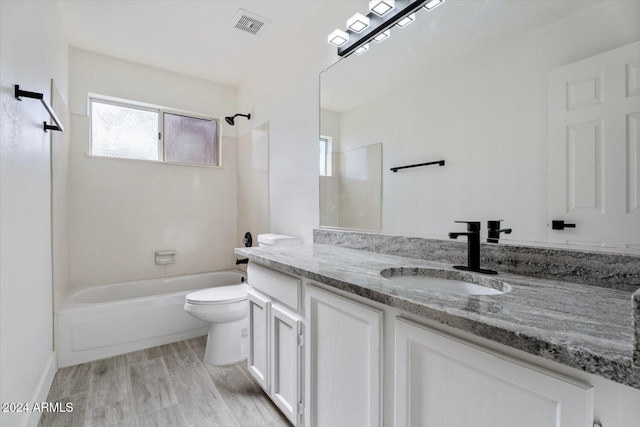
[90,97,220,166]
[319,135,333,176]
[91,101,159,161]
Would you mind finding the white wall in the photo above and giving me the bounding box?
[337,1,640,242]
[238,1,361,242]
[68,49,239,287]
[0,2,68,426]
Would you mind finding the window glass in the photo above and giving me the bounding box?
[163,113,219,166]
[319,136,332,176]
[91,101,159,161]
[90,97,220,167]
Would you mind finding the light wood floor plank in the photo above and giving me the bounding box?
[168,361,229,426]
[84,395,135,427]
[47,362,92,400]
[159,341,199,370]
[130,359,178,416]
[188,410,241,427]
[236,363,287,423]
[38,393,87,427]
[39,336,289,427]
[86,356,132,408]
[209,365,276,426]
[136,404,187,427]
[184,336,207,362]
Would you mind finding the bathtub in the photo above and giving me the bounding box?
[57,270,245,367]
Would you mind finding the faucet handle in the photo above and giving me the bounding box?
[454,221,481,232]
[487,220,504,229]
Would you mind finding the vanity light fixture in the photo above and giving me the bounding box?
[373,30,391,43]
[330,0,446,57]
[347,13,370,33]
[423,0,444,10]
[355,44,370,55]
[328,29,349,47]
[369,0,395,17]
[396,13,415,27]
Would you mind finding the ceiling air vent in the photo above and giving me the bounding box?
[231,9,270,36]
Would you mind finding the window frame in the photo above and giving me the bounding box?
[89,95,222,168]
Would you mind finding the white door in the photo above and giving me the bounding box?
[548,41,640,249]
[305,284,383,427]
[395,318,594,427]
[248,290,270,392]
[270,304,302,426]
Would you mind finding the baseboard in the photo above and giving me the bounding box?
[23,351,57,427]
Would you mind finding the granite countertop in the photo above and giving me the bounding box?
[236,243,640,390]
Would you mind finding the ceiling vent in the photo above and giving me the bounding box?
[231,9,270,36]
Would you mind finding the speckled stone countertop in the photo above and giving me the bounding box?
[236,243,640,390]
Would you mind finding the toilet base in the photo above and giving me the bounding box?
[203,318,248,366]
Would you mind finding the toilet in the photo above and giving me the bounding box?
[184,282,250,366]
[184,234,300,366]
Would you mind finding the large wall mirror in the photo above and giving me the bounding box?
[320,0,640,252]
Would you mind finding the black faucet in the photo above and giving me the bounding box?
[235,258,249,265]
[448,221,497,275]
[487,220,512,243]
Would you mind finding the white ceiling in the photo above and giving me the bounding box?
[56,0,330,87]
[57,0,602,95]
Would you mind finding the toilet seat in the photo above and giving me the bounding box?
[186,283,249,305]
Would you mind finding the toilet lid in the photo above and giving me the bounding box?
[186,283,249,304]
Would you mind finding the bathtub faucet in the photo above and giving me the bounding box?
[235,258,249,265]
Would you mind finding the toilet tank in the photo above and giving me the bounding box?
[257,233,301,247]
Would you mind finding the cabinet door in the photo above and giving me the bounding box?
[248,290,270,392]
[305,284,383,427]
[270,304,302,426]
[395,318,594,427]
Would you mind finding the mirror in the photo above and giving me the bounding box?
[319,0,640,251]
[319,139,382,231]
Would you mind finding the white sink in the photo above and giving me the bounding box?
[380,268,511,296]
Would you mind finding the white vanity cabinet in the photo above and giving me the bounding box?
[245,262,639,427]
[247,263,303,426]
[395,317,594,427]
[304,284,383,427]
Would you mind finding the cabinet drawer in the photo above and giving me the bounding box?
[248,263,301,312]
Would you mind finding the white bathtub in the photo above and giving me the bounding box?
[57,270,245,367]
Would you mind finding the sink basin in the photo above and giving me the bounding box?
[380,267,512,296]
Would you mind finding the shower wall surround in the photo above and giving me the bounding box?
[314,229,640,292]
[236,123,271,248]
[69,49,239,287]
[319,142,382,230]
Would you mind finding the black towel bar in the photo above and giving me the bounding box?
[14,85,64,132]
[390,160,445,173]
